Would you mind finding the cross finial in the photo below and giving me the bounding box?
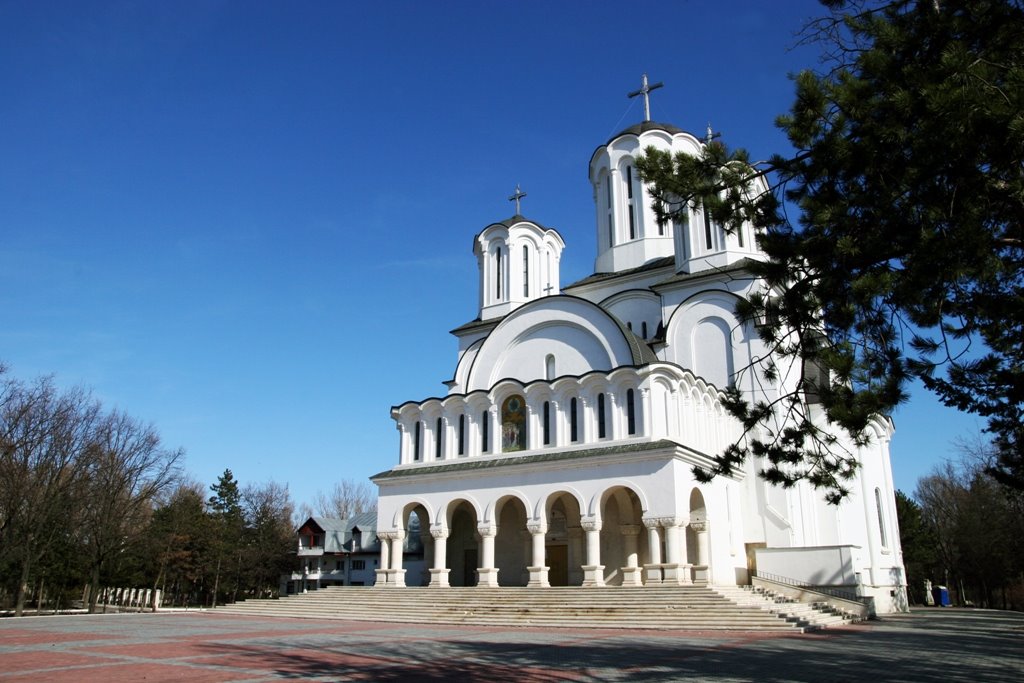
[705,122,722,145]
[508,184,527,215]
[628,73,664,123]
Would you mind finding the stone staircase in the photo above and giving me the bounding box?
[215,585,818,631]
[712,585,861,629]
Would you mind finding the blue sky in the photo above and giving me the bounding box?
[1,0,981,509]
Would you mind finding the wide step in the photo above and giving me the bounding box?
[215,586,805,631]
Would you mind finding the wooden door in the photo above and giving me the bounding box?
[464,549,478,587]
[547,545,568,586]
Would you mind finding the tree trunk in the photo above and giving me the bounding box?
[88,564,101,613]
[14,555,32,617]
[211,555,222,608]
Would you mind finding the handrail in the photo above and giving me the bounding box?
[751,569,860,602]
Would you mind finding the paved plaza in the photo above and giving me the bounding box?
[0,607,1021,682]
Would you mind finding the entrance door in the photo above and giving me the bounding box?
[464,549,478,587]
[547,545,568,586]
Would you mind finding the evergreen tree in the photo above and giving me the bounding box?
[208,469,244,605]
[637,0,1024,499]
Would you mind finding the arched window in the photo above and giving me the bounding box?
[414,421,421,461]
[570,398,579,443]
[458,414,465,456]
[703,203,714,250]
[543,401,551,446]
[597,393,607,439]
[435,417,443,460]
[875,488,888,547]
[627,321,633,331]
[523,245,529,297]
[482,411,489,453]
[627,388,636,435]
[641,321,648,339]
[606,173,614,248]
[626,165,636,240]
[501,395,527,452]
[495,248,503,300]
[545,354,555,381]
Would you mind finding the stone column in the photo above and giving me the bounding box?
[526,520,549,587]
[619,524,643,586]
[606,391,618,439]
[376,533,391,586]
[476,523,499,587]
[691,520,710,583]
[390,530,407,587]
[642,517,663,585]
[580,516,605,587]
[488,406,499,454]
[428,525,450,588]
[660,516,692,585]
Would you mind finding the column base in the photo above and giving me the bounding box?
[661,563,693,585]
[389,569,407,587]
[527,566,550,588]
[374,569,389,586]
[692,564,709,584]
[428,568,450,588]
[476,567,500,588]
[621,566,644,586]
[642,564,663,585]
[581,565,605,587]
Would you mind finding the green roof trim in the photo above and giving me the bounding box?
[371,439,684,481]
[563,256,675,289]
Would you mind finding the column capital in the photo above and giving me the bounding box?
[526,520,547,535]
[655,516,688,529]
[580,516,602,532]
[378,530,404,542]
[477,522,497,538]
[689,520,709,533]
[429,524,450,540]
[642,516,661,530]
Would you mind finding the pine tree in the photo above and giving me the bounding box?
[637,0,1024,499]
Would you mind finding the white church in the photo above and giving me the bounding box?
[371,81,907,615]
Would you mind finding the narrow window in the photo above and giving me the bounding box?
[641,321,648,339]
[606,175,614,248]
[703,206,713,250]
[545,354,555,381]
[496,249,503,300]
[414,421,421,461]
[435,417,443,460]
[458,414,465,456]
[482,411,489,453]
[875,488,888,547]
[627,389,636,435]
[570,398,578,443]
[598,393,606,439]
[543,401,551,445]
[626,166,636,240]
[627,321,632,331]
[523,245,529,297]
[737,224,745,248]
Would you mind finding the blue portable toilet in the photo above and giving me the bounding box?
[931,585,951,606]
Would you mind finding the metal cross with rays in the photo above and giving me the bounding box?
[628,73,664,122]
[508,184,527,215]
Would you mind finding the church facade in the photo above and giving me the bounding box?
[371,105,907,614]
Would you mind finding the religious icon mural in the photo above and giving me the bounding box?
[501,395,527,452]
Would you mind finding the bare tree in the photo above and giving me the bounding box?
[312,479,376,520]
[241,481,295,598]
[0,373,99,616]
[80,409,182,613]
